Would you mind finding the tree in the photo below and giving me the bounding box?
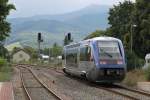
[0,0,15,41]
[84,30,107,40]
[133,0,150,58]
[108,1,134,42]
[50,43,62,57]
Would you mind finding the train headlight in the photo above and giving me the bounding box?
[100,61,107,64]
[117,60,123,64]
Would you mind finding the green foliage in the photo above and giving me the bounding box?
[0,0,15,41]
[108,1,134,41]
[132,0,150,58]
[0,57,7,67]
[0,72,11,81]
[126,51,144,71]
[50,43,62,57]
[0,45,9,59]
[84,30,107,40]
[43,43,62,57]
[144,65,150,81]
[0,60,12,81]
[108,0,150,59]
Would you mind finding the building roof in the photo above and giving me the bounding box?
[5,42,23,52]
[145,53,150,59]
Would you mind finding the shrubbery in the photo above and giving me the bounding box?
[0,57,12,72]
[123,69,146,86]
[144,65,150,81]
[0,58,7,67]
[0,57,12,81]
[126,51,144,71]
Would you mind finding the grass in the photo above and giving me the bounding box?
[0,63,13,82]
[144,65,150,81]
[0,72,12,82]
[122,69,146,87]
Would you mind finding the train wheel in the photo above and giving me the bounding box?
[86,72,95,82]
[63,68,66,73]
[63,68,71,75]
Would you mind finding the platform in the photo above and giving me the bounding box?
[0,82,14,100]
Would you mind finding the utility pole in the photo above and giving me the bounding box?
[130,24,137,53]
[130,24,137,70]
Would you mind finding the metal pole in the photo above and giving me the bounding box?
[49,48,50,63]
[130,25,133,53]
[38,40,41,58]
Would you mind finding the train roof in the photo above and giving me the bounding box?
[85,36,120,42]
[65,36,121,48]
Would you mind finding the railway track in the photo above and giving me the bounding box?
[51,67,150,100]
[16,64,150,100]
[95,85,150,100]
[17,65,68,100]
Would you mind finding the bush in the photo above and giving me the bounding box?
[122,69,146,86]
[0,58,7,67]
[126,51,144,71]
[144,65,150,81]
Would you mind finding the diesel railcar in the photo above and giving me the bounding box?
[62,37,126,83]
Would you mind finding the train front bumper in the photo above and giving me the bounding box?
[95,68,126,83]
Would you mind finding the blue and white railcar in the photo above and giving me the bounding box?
[62,37,126,83]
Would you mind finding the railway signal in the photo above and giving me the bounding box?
[38,32,43,42]
[37,32,43,57]
[67,33,71,41]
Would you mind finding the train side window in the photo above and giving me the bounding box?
[80,47,91,61]
[66,48,78,67]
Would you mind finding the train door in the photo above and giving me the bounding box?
[79,45,94,72]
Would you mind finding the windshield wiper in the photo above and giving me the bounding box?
[100,48,112,58]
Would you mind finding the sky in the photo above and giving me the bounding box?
[9,0,135,18]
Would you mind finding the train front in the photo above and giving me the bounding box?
[95,40,126,83]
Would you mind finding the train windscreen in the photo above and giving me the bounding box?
[98,41,122,60]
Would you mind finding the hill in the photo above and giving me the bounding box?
[7,4,111,47]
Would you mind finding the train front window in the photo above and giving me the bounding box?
[98,41,122,60]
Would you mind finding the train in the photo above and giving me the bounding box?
[62,36,126,83]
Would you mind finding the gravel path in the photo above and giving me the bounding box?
[33,67,132,100]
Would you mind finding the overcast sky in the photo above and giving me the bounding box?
[9,0,135,18]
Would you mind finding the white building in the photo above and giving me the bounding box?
[12,50,30,63]
[144,53,150,68]
[40,54,49,63]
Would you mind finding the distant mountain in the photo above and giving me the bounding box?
[7,5,111,47]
